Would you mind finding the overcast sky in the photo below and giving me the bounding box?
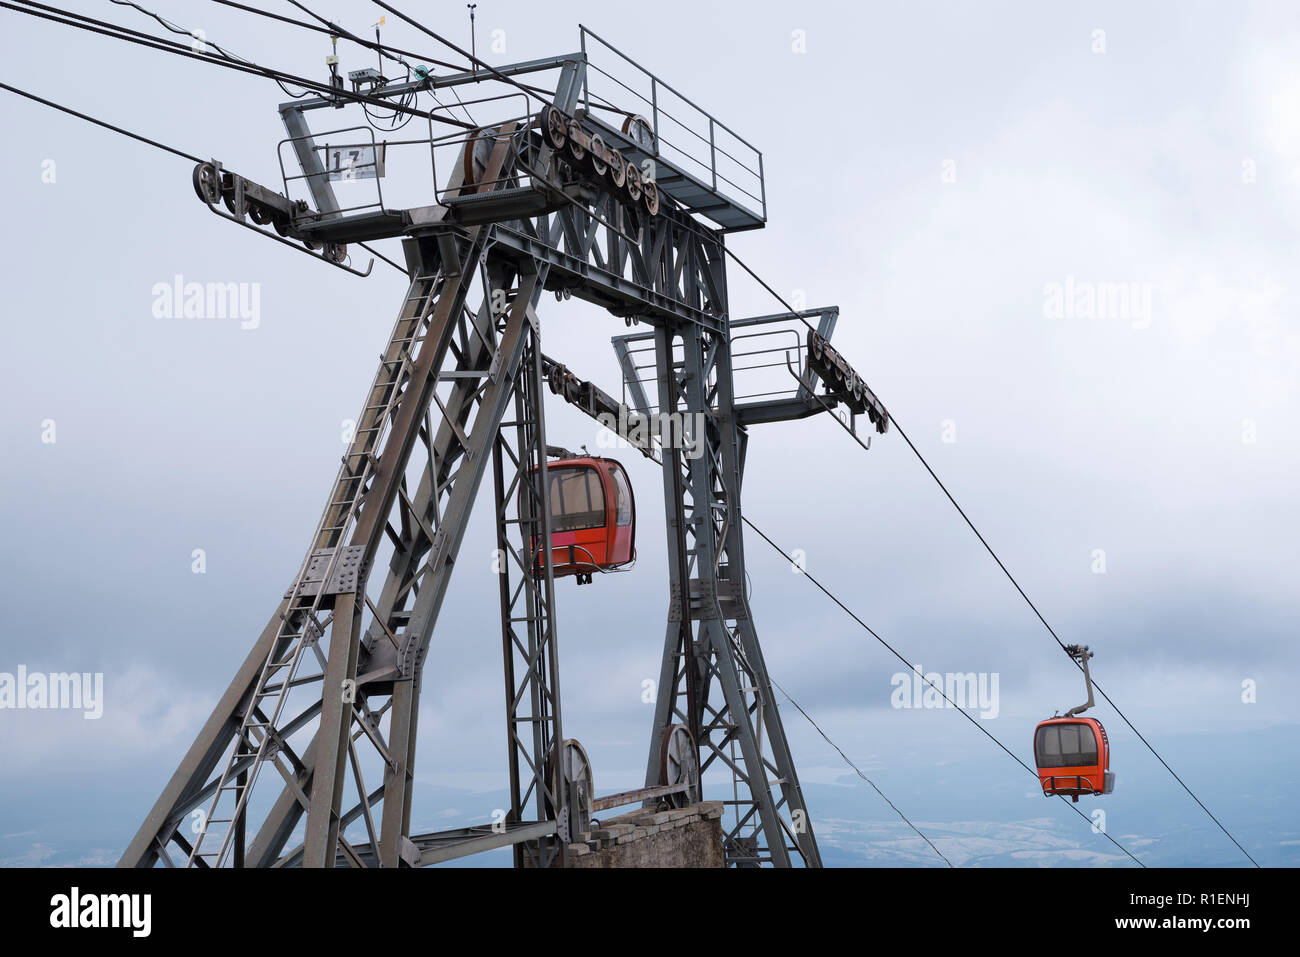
[0,0,1296,867]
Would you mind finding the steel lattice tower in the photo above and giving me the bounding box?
[120,28,886,869]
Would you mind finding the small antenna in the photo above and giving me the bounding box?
[326,33,342,102]
[467,4,478,76]
[373,15,386,74]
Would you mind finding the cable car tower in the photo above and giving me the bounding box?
[120,25,887,869]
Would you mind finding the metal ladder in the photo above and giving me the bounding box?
[184,264,458,867]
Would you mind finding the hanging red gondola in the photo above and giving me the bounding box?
[1033,645,1116,801]
[524,452,635,584]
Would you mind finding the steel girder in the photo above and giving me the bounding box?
[487,190,728,334]
[638,287,823,869]
[492,314,569,868]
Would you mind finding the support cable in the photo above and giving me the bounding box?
[0,78,202,162]
[1,0,475,128]
[209,0,471,74]
[721,244,1260,869]
[366,1,548,107]
[0,78,407,278]
[280,0,480,128]
[768,675,955,867]
[109,0,311,98]
[742,516,1146,867]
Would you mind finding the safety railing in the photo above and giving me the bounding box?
[1040,774,1102,794]
[277,91,535,219]
[617,328,809,414]
[579,26,766,225]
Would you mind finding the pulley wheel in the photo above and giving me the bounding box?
[607,149,627,188]
[589,133,609,177]
[660,724,700,808]
[548,738,594,828]
[542,105,568,150]
[191,162,221,205]
[621,113,656,152]
[625,163,643,204]
[566,120,586,162]
[462,128,491,189]
[642,179,660,216]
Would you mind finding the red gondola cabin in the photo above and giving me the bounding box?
[1033,716,1115,801]
[526,456,635,582]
